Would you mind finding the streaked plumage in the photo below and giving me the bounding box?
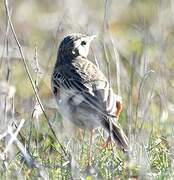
[51,33,129,151]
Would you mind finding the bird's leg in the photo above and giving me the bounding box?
[101,122,113,148]
[101,135,112,148]
[87,129,93,167]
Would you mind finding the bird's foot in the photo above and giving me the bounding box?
[100,136,112,149]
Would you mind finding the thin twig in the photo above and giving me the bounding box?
[0,7,11,71]
[135,70,155,135]
[2,120,34,168]
[4,0,67,156]
[3,1,11,127]
[27,45,40,151]
[91,47,100,69]
[103,0,109,33]
[110,38,121,95]
[4,119,25,153]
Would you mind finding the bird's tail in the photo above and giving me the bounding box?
[102,117,129,152]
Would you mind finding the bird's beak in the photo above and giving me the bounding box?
[88,35,97,42]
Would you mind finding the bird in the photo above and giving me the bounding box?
[51,33,129,166]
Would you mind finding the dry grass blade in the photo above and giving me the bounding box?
[4,0,67,156]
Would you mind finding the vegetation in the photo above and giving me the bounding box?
[0,0,174,179]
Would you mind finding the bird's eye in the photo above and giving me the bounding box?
[81,41,86,46]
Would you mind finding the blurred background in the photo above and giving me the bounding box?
[0,0,174,179]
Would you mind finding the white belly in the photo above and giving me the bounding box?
[56,88,101,129]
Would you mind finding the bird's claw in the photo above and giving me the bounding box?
[101,136,112,149]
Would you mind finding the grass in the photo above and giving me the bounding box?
[0,0,174,179]
[0,110,172,179]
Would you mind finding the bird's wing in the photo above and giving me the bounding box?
[56,59,117,118]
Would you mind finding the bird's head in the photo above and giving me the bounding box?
[57,33,96,63]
